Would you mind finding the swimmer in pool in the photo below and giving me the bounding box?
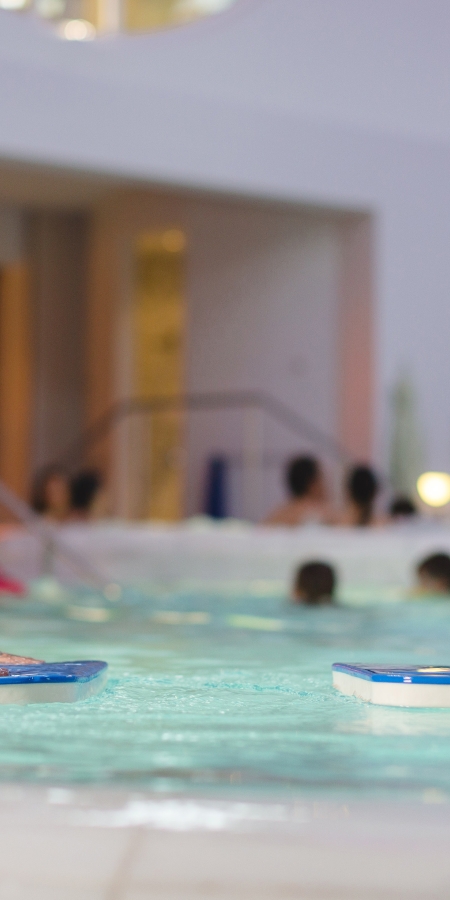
[69,469,104,521]
[0,653,43,665]
[292,561,336,605]
[335,465,387,527]
[416,553,450,596]
[263,456,332,526]
[31,465,71,523]
[389,495,418,521]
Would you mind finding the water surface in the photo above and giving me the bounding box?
[0,589,448,801]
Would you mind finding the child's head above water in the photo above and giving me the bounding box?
[286,456,323,500]
[292,561,336,605]
[346,465,379,525]
[389,495,417,519]
[417,553,450,595]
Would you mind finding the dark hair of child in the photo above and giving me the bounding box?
[286,456,319,498]
[389,496,417,518]
[347,465,379,526]
[70,469,102,512]
[417,553,450,593]
[293,561,336,605]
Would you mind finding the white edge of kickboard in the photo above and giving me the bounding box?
[0,668,108,705]
[333,670,450,707]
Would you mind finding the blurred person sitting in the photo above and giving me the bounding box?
[263,456,331,526]
[292,561,336,605]
[416,553,450,596]
[31,464,70,523]
[389,495,418,521]
[336,464,387,527]
[70,469,103,521]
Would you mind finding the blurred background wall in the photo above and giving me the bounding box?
[0,0,448,516]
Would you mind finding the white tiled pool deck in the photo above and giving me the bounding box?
[0,787,449,899]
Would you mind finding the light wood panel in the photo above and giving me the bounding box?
[0,264,32,500]
[132,230,186,520]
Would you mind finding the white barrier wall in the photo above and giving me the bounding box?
[2,522,450,599]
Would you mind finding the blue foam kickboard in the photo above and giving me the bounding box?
[332,663,450,707]
[332,663,450,684]
[0,660,108,705]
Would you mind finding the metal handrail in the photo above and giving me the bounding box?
[0,480,110,593]
[61,390,350,468]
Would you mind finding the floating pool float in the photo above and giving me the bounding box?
[0,573,26,596]
[333,663,450,708]
[0,660,108,705]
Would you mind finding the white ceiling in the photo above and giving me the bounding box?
[1,0,450,145]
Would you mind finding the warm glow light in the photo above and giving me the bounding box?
[161,229,186,253]
[417,471,450,507]
[3,0,239,36]
[58,18,96,39]
[175,0,237,14]
[418,667,450,673]
[0,0,27,9]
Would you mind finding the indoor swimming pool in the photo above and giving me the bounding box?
[1,585,450,802]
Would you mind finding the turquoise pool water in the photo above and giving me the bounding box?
[0,589,450,800]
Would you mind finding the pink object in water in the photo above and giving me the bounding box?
[0,574,26,596]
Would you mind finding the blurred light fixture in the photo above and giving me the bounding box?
[161,229,186,252]
[58,18,96,38]
[417,471,450,507]
[0,0,27,8]
[1,0,239,38]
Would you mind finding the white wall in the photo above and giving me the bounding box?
[1,2,450,471]
[186,202,342,517]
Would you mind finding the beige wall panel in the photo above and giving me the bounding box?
[30,213,88,470]
[86,199,129,512]
[338,216,374,462]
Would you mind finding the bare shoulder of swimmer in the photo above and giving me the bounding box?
[0,653,44,664]
[262,501,300,526]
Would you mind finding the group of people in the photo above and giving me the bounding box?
[21,454,450,619]
[32,454,411,528]
[30,465,103,522]
[261,455,450,607]
[264,455,415,528]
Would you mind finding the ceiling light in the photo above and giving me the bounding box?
[58,18,96,39]
[0,0,239,36]
[175,0,237,14]
[0,0,28,9]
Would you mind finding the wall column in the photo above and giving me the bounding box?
[338,214,375,462]
[0,263,32,500]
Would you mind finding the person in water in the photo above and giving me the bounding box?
[416,553,450,595]
[263,456,331,526]
[336,465,387,527]
[70,469,103,521]
[292,561,336,605]
[31,465,71,523]
[0,652,42,665]
[389,496,418,521]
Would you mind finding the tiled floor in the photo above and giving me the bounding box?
[0,788,448,899]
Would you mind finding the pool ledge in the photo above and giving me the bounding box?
[0,786,448,898]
